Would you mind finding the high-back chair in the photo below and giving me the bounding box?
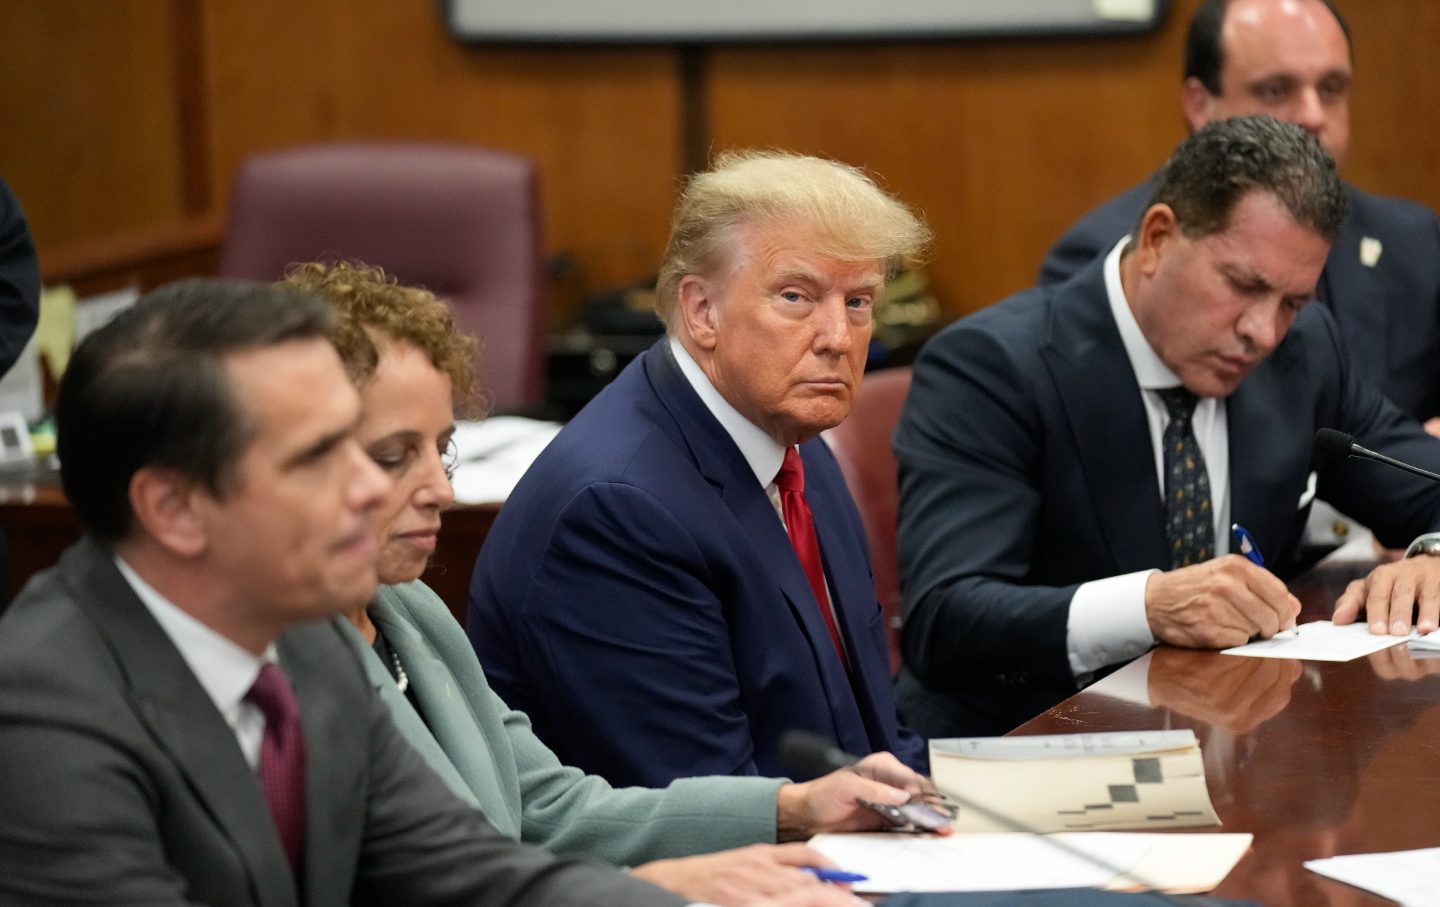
[822,367,912,674]
[219,142,546,411]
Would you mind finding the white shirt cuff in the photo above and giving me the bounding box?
[1067,570,1158,677]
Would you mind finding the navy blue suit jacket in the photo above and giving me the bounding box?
[894,257,1440,737]
[469,341,925,786]
[1039,178,1440,420]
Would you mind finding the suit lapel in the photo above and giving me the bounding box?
[645,344,868,750]
[278,625,367,907]
[1225,338,1314,573]
[61,539,296,907]
[804,445,893,753]
[340,612,478,807]
[1041,270,1168,572]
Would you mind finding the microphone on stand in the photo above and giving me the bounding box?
[1314,428,1440,484]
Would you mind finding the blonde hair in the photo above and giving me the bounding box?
[281,260,486,418]
[655,150,932,329]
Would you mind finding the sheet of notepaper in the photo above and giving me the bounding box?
[807,832,1145,893]
[1305,847,1440,906]
[808,832,1252,895]
[1221,620,1416,661]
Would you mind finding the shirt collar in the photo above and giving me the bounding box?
[114,555,274,714]
[669,336,788,487]
[1103,236,1185,391]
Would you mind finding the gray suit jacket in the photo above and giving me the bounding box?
[0,538,685,907]
[346,580,782,864]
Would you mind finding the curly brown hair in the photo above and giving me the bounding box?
[281,261,486,418]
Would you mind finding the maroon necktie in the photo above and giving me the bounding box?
[245,662,306,875]
[776,447,849,671]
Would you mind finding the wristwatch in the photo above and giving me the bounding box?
[1403,532,1440,558]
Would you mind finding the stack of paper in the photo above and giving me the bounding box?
[929,730,1219,834]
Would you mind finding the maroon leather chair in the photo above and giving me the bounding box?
[823,367,912,674]
[219,143,546,411]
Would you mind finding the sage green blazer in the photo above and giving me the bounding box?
[344,580,783,865]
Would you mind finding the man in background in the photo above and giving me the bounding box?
[470,151,929,786]
[1040,0,1440,427]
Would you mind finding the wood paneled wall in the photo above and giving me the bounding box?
[3,0,1436,323]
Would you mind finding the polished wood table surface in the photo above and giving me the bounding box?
[0,469,498,625]
[1016,556,1440,905]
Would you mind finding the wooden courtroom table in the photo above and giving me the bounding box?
[0,469,498,625]
[1016,555,1440,905]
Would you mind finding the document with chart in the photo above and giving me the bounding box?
[929,730,1220,833]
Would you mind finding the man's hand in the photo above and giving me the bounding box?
[1333,556,1440,636]
[631,843,856,907]
[775,752,949,840]
[1144,555,1300,649]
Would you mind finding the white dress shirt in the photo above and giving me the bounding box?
[1066,238,1231,677]
[114,556,274,770]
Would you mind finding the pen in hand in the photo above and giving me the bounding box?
[1233,522,1298,635]
[802,868,868,884]
[1232,523,1264,567]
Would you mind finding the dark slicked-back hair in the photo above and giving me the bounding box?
[57,278,334,542]
[1184,0,1351,94]
[1143,115,1347,243]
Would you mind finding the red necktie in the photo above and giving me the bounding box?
[245,663,307,875]
[776,447,849,671]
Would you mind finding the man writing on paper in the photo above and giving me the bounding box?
[470,151,929,786]
[1040,0,1440,431]
[895,116,1440,738]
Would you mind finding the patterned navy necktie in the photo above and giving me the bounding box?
[1157,387,1214,569]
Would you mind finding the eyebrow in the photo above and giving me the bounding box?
[283,413,362,470]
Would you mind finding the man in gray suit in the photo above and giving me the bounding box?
[0,279,853,907]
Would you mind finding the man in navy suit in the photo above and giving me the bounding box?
[1040,0,1440,426]
[895,117,1440,739]
[470,151,930,786]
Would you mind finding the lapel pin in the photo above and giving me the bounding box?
[1359,236,1382,268]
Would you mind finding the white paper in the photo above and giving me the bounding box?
[1410,629,1440,652]
[1222,620,1414,661]
[808,832,1145,894]
[809,832,1251,895]
[1305,847,1440,906]
[449,416,562,504]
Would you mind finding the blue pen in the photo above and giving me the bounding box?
[803,868,869,884]
[1231,523,1264,566]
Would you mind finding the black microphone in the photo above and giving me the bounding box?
[779,730,858,778]
[1315,428,1440,483]
[778,730,1200,902]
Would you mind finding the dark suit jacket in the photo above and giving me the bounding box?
[0,177,40,380]
[0,538,684,907]
[468,341,925,787]
[1039,178,1440,420]
[894,257,1440,737]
